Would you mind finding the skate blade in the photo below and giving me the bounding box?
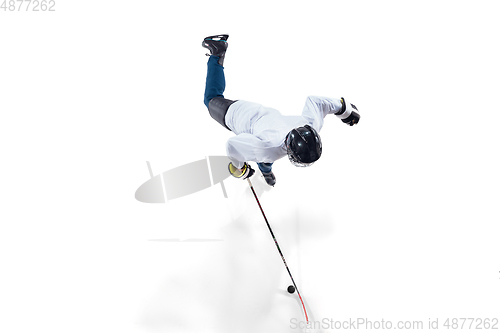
[204,34,229,42]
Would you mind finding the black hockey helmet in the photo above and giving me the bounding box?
[285,125,322,167]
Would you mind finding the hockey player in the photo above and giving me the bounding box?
[202,34,360,187]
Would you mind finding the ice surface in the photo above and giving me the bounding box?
[1,1,499,333]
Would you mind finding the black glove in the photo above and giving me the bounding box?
[336,97,360,126]
[228,162,255,179]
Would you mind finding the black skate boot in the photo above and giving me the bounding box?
[262,171,276,187]
[202,34,229,66]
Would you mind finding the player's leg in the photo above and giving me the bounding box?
[257,163,273,173]
[204,55,226,108]
[202,34,235,130]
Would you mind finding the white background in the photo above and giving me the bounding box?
[1,1,499,332]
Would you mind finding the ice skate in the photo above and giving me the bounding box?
[262,171,276,187]
[202,34,229,66]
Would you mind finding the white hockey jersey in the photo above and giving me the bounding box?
[224,96,343,168]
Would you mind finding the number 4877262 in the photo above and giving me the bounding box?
[1,0,56,11]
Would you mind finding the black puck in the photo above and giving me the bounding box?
[287,285,295,294]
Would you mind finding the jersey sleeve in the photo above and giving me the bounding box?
[226,133,265,168]
[301,96,343,131]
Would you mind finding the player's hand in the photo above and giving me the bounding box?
[228,162,255,179]
[338,97,360,126]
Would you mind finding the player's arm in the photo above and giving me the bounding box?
[302,96,360,129]
[226,133,262,179]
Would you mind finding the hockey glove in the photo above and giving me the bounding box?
[336,97,360,126]
[228,162,255,179]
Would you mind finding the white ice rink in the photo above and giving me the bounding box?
[1,1,499,332]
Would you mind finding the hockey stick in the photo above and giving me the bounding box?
[246,178,309,323]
